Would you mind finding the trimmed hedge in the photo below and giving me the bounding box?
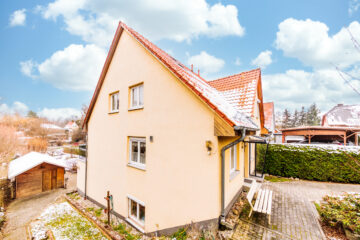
[258,144,360,183]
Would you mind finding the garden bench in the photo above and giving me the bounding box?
[246,179,273,224]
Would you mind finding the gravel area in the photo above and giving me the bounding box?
[2,172,76,240]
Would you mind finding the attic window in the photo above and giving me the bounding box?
[129,84,144,110]
[110,92,119,113]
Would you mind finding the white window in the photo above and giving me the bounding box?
[130,84,144,109]
[128,196,145,225]
[129,138,146,167]
[230,145,237,174]
[110,92,119,112]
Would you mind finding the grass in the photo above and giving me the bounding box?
[264,175,292,182]
[171,227,187,240]
[42,202,108,240]
[112,223,140,240]
[94,208,103,217]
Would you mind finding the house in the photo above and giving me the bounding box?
[322,104,360,127]
[79,22,266,235]
[64,121,79,133]
[8,152,67,198]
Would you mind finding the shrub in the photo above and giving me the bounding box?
[317,193,360,235]
[258,144,360,183]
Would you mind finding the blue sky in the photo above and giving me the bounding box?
[1,0,360,121]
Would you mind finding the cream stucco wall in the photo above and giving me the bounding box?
[77,159,85,193]
[217,138,245,208]
[86,30,223,233]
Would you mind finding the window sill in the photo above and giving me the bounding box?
[108,110,119,114]
[126,217,145,233]
[127,163,146,171]
[230,170,240,181]
[128,106,144,111]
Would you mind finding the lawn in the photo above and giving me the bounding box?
[30,201,109,240]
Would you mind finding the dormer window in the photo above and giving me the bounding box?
[130,84,144,110]
[110,92,119,113]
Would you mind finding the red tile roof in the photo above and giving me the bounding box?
[263,102,274,132]
[208,69,260,116]
[84,22,260,130]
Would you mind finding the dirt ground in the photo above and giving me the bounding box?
[1,172,76,240]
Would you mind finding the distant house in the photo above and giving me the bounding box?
[64,121,79,133]
[79,22,267,234]
[322,104,360,127]
[8,152,67,198]
[263,102,282,143]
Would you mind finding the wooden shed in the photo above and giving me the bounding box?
[8,152,67,198]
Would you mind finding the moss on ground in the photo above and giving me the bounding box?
[264,175,292,182]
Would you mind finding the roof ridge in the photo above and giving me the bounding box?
[120,22,210,84]
[209,68,261,83]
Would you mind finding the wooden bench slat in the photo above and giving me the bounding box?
[253,189,262,211]
[261,189,269,213]
[256,189,266,212]
[266,191,273,215]
[246,181,257,204]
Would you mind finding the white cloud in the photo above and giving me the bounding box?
[38,0,244,47]
[234,57,241,66]
[38,107,81,121]
[251,50,272,69]
[9,9,26,27]
[20,59,37,78]
[275,18,360,69]
[187,51,225,77]
[349,0,360,16]
[20,44,106,91]
[0,101,29,116]
[262,69,360,111]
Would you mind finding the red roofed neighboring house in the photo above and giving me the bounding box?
[263,102,275,134]
[322,104,360,127]
[262,102,282,143]
[65,121,78,131]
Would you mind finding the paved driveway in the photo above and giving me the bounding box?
[233,180,360,240]
[2,172,76,240]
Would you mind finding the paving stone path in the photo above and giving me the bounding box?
[232,180,360,240]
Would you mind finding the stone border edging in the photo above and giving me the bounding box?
[65,195,124,240]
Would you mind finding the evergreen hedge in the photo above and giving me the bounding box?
[258,144,360,183]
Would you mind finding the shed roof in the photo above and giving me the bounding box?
[83,22,259,130]
[8,152,67,179]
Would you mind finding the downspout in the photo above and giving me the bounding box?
[84,131,88,200]
[220,127,247,222]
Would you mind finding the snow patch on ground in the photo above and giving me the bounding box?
[30,202,107,240]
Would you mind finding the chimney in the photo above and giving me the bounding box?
[337,104,344,107]
[191,64,193,72]
[198,69,200,76]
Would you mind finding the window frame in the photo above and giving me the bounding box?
[127,195,145,227]
[109,91,119,113]
[129,137,146,169]
[129,84,144,110]
[230,144,237,174]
